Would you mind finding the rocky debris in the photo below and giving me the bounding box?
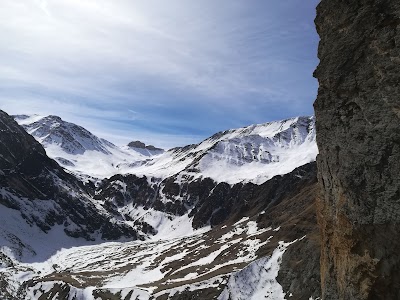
[94,164,321,299]
[314,0,400,299]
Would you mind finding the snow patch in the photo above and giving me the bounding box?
[218,240,297,300]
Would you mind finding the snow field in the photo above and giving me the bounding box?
[1,216,294,299]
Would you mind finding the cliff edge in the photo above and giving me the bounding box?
[314,0,400,299]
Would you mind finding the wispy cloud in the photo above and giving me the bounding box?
[0,0,319,147]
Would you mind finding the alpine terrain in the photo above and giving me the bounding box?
[2,1,399,299]
[0,110,321,299]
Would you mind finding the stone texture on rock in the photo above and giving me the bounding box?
[314,0,400,299]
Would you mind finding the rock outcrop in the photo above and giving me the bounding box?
[128,140,163,152]
[314,0,400,299]
[97,163,317,231]
[0,110,137,243]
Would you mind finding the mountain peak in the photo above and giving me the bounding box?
[13,114,166,178]
[16,114,112,155]
[127,140,164,152]
[14,114,317,184]
[2,110,320,299]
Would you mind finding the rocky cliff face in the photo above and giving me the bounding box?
[97,163,317,232]
[314,0,400,299]
[0,110,137,248]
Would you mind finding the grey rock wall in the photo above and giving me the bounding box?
[314,0,400,299]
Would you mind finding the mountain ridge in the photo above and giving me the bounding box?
[14,114,317,185]
[1,109,321,299]
[13,114,165,179]
[0,110,142,260]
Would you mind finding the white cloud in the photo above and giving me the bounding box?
[0,0,319,147]
[0,0,307,101]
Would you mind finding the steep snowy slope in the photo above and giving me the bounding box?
[130,116,317,184]
[0,111,142,261]
[14,115,164,178]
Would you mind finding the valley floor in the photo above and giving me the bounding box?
[1,215,297,300]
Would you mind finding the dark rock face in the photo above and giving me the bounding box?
[314,1,400,299]
[97,163,320,300]
[128,140,146,148]
[99,162,318,231]
[189,162,318,230]
[271,181,321,300]
[145,145,163,151]
[128,140,163,152]
[258,165,320,300]
[0,110,136,241]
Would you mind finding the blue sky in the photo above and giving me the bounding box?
[0,0,320,149]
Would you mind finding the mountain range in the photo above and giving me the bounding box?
[14,114,317,184]
[2,2,398,298]
[0,110,320,299]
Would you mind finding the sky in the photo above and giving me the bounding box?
[0,0,320,149]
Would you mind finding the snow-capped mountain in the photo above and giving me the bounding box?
[131,116,317,184]
[15,114,317,185]
[0,111,141,260]
[14,114,113,155]
[13,114,164,178]
[1,110,321,299]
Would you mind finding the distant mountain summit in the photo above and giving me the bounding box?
[2,110,321,299]
[0,110,138,260]
[14,114,317,184]
[14,114,112,155]
[13,114,164,178]
[128,141,164,153]
[131,116,318,184]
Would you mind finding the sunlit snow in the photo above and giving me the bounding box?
[14,115,317,185]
